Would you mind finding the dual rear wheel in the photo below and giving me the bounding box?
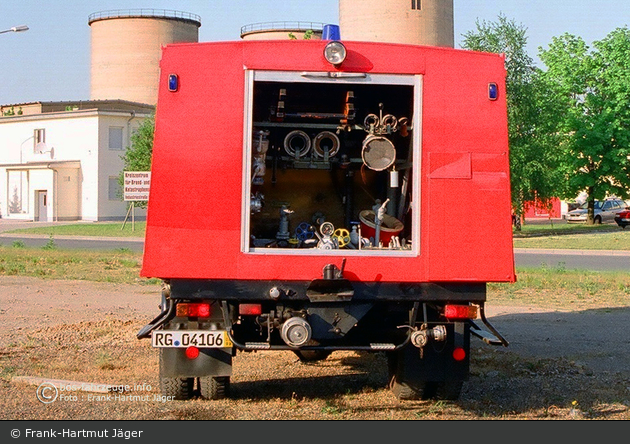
[159,375,230,400]
[387,349,464,401]
[159,350,230,400]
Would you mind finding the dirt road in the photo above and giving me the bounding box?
[1,276,628,420]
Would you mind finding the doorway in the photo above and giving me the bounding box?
[37,191,48,222]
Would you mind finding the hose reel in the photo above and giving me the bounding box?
[313,131,340,158]
[284,130,311,158]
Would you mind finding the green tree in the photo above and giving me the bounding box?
[462,15,565,220]
[539,28,630,223]
[119,114,155,209]
[288,29,314,40]
[8,186,22,214]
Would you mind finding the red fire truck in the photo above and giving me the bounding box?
[137,37,515,401]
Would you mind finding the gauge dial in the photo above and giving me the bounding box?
[320,222,335,237]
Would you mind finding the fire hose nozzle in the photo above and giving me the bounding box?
[411,325,447,348]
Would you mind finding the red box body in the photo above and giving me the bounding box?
[141,40,515,284]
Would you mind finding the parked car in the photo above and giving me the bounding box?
[566,198,627,224]
[615,208,630,229]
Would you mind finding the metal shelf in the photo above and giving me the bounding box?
[254,121,361,131]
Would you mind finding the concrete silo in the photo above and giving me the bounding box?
[88,9,201,105]
[339,0,454,47]
[240,21,325,40]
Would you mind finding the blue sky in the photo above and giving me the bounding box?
[1,0,630,104]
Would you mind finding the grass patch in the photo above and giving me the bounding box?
[0,365,17,382]
[321,399,346,415]
[516,222,618,235]
[0,244,627,310]
[0,245,157,285]
[4,222,146,238]
[41,235,57,250]
[489,266,630,309]
[6,220,627,251]
[95,351,117,370]
[513,229,630,250]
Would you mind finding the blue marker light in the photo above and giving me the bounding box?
[168,74,179,92]
[488,83,498,101]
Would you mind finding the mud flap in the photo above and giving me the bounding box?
[393,322,470,385]
[159,348,232,378]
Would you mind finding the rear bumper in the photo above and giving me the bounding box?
[168,279,487,303]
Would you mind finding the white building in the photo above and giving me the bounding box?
[0,100,153,221]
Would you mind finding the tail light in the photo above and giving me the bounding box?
[444,304,478,320]
[176,303,211,318]
[239,304,262,315]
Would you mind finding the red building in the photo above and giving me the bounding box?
[523,197,563,220]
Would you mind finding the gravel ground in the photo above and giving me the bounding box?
[1,276,629,420]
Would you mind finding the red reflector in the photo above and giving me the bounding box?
[239,304,262,315]
[185,346,200,359]
[453,347,466,361]
[444,305,478,320]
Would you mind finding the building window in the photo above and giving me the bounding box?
[109,176,122,201]
[34,128,45,151]
[109,126,124,150]
[412,0,421,10]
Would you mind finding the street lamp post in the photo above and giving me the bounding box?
[0,25,29,34]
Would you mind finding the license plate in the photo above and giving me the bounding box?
[152,330,233,348]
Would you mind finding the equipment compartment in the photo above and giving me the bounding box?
[244,74,419,254]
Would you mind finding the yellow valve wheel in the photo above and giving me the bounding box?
[333,228,350,248]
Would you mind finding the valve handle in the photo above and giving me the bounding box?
[333,228,350,248]
[295,222,314,241]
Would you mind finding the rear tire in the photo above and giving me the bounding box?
[160,376,194,400]
[389,375,429,400]
[386,347,465,401]
[159,350,194,400]
[387,352,428,400]
[390,377,463,401]
[432,380,464,401]
[199,376,230,400]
